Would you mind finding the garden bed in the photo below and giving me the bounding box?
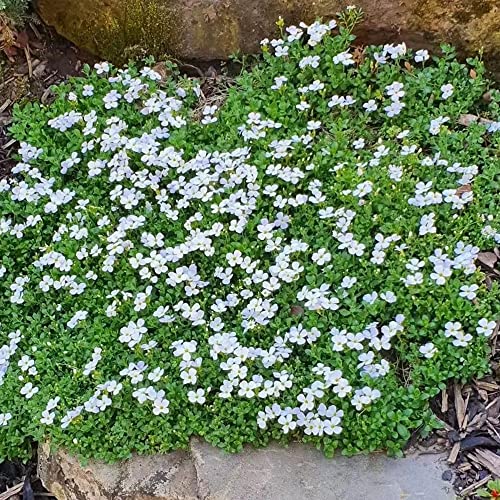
[1,7,500,499]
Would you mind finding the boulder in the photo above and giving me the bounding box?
[38,439,455,500]
[35,0,500,73]
[37,442,198,499]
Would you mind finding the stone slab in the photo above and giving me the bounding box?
[190,438,454,500]
[38,442,198,500]
[39,439,455,500]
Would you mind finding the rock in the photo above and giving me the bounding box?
[442,469,453,482]
[37,442,198,500]
[38,439,455,499]
[190,438,454,500]
[35,0,500,74]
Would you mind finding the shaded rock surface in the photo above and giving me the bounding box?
[35,0,500,73]
[37,442,198,499]
[38,439,454,500]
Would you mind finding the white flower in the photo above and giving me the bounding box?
[299,55,320,69]
[148,367,164,382]
[40,410,56,425]
[188,388,207,404]
[152,396,170,415]
[82,85,94,97]
[20,382,39,399]
[414,49,430,63]
[278,413,297,433]
[0,413,12,426]
[363,100,377,112]
[18,355,34,372]
[419,342,437,359]
[271,76,288,90]
[459,284,479,300]
[119,319,147,348]
[94,62,110,74]
[476,318,496,337]
[429,116,449,135]
[312,248,331,265]
[332,51,354,66]
[440,84,454,100]
[380,291,397,303]
[340,276,357,288]
[362,292,378,304]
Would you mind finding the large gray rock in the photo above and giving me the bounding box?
[190,438,454,500]
[35,0,500,73]
[37,442,198,499]
[38,439,455,500]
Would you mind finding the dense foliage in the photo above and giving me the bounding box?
[0,0,29,21]
[1,9,500,462]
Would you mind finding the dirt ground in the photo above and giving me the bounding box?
[0,16,95,178]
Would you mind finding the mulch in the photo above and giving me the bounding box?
[445,252,500,498]
[409,251,500,499]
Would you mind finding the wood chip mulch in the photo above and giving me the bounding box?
[413,250,500,499]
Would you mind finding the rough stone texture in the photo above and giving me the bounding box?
[39,439,455,500]
[190,438,455,500]
[37,442,198,500]
[35,0,500,73]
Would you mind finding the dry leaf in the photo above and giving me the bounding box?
[404,61,413,72]
[352,46,365,65]
[483,91,492,103]
[3,44,18,61]
[152,62,171,83]
[458,113,495,127]
[290,305,304,316]
[470,448,500,476]
[469,68,477,79]
[477,252,498,269]
[15,30,29,49]
[454,383,466,429]
[456,184,472,196]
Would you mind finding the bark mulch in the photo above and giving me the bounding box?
[411,251,500,499]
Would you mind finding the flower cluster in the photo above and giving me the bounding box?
[0,7,499,461]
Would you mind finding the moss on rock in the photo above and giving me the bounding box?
[35,0,500,76]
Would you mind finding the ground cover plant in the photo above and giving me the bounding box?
[0,0,29,22]
[1,7,500,462]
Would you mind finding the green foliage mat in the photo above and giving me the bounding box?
[1,9,500,461]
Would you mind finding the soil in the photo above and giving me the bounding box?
[0,17,96,178]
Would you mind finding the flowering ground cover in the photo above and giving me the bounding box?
[1,8,499,462]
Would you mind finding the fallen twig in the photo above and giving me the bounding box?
[0,482,23,500]
[24,46,32,78]
[458,474,491,497]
